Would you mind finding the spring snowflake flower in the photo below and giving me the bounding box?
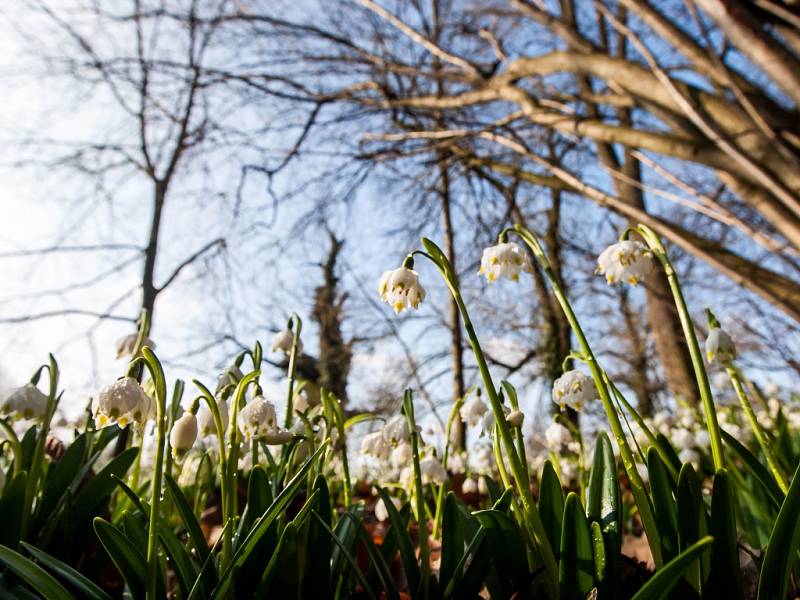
[420,455,448,485]
[480,404,510,437]
[544,422,572,449]
[506,410,524,428]
[93,377,152,429]
[170,412,198,461]
[460,394,488,427]
[238,396,278,439]
[448,451,467,474]
[271,329,302,355]
[115,334,155,358]
[478,242,533,283]
[462,478,478,494]
[552,370,596,411]
[705,327,736,365]
[361,431,390,460]
[379,267,426,314]
[672,428,694,450]
[597,240,654,286]
[382,415,410,445]
[374,496,401,522]
[0,383,48,421]
[477,475,488,495]
[198,399,229,438]
[390,441,413,467]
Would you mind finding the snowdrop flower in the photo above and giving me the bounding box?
[705,328,736,365]
[271,328,302,355]
[672,428,694,450]
[197,399,229,438]
[478,242,532,283]
[374,496,401,522]
[390,441,413,467]
[461,478,478,494]
[238,396,278,439]
[544,422,571,449]
[420,455,448,485]
[115,333,155,358]
[0,383,48,421]
[597,240,654,286]
[170,411,198,461]
[93,377,151,429]
[506,410,524,428]
[379,267,426,314]
[460,394,488,427]
[552,370,596,411]
[448,451,466,474]
[382,415,409,445]
[361,431,390,460]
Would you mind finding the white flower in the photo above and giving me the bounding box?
[460,395,488,427]
[374,496,401,522]
[695,430,710,448]
[506,410,524,428]
[361,431,390,459]
[461,478,478,494]
[470,443,494,474]
[0,383,48,421]
[672,428,694,450]
[271,329,302,355]
[477,475,488,495]
[420,455,448,485]
[216,366,243,393]
[705,328,736,365]
[597,240,654,286]
[478,242,532,283]
[390,441,413,467]
[115,334,155,358]
[552,370,596,411]
[170,412,198,461]
[379,267,426,314]
[238,396,277,439]
[678,448,700,467]
[480,405,510,437]
[197,399,229,438]
[448,451,466,474]
[544,422,571,449]
[93,377,151,429]
[382,415,409,445]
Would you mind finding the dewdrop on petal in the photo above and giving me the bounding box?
[478,242,533,283]
[705,327,736,365]
[597,240,654,286]
[552,370,596,411]
[0,383,48,421]
[237,396,278,439]
[170,412,198,461]
[271,328,302,355]
[379,267,426,314]
[93,377,151,429]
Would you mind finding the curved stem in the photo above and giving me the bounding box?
[432,396,463,539]
[403,390,430,600]
[0,419,23,477]
[509,225,664,567]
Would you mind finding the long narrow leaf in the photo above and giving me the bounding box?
[630,536,714,600]
[0,544,74,600]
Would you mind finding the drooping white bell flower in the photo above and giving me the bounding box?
[390,441,413,467]
[271,329,302,355]
[477,475,488,495]
[237,396,277,439]
[448,451,467,474]
[461,478,478,494]
[115,333,155,358]
[597,240,654,286]
[382,415,410,445]
[170,412,198,461]
[93,377,151,429]
[361,431,390,460]
[374,495,401,522]
[197,399,229,438]
[672,428,694,450]
[216,366,243,394]
[705,328,736,365]
[470,443,494,475]
[419,455,448,485]
[552,370,596,411]
[379,267,426,314]
[506,410,524,428]
[460,394,488,427]
[544,422,572,449]
[478,242,533,283]
[0,383,48,421]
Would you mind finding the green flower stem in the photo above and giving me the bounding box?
[22,354,59,541]
[137,347,168,600]
[193,382,231,566]
[509,225,664,568]
[164,380,185,485]
[492,427,512,490]
[283,314,303,429]
[502,382,531,488]
[635,225,725,470]
[432,395,463,539]
[403,389,430,600]
[413,241,559,597]
[0,420,23,477]
[727,366,788,494]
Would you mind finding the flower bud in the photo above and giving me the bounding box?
[170,412,198,461]
[115,333,155,358]
[262,429,293,445]
[478,242,532,283]
[271,329,302,355]
[197,399,228,438]
[506,410,524,428]
[379,267,426,314]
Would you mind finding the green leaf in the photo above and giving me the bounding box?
[36,433,87,525]
[590,521,606,584]
[357,524,401,600]
[343,413,379,430]
[721,428,783,511]
[474,509,529,597]
[676,463,709,594]
[443,527,489,599]
[0,471,27,548]
[20,543,112,600]
[376,486,421,596]
[302,475,332,599]
[559,493,594,600]
[164,474,212,571]
[313,512,375,600]
[71,447,138,529]
[708,469,743,600]
[538,459,565,553]
[0,544,74,600]
[586,431,621,595]
[757,459,800,600]
[93,517,149,600]
[256,521,300,598]
[630,536,714,600]
[648,447,679,560]
[440,492,465,588]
